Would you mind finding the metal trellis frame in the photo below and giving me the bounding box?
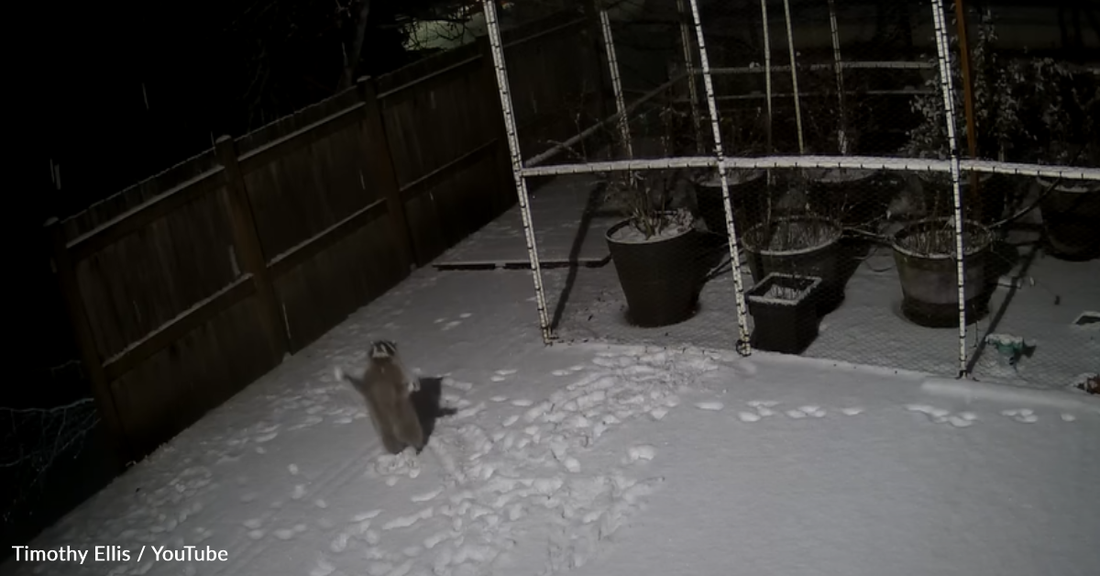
[687,0,754,355]
[481,0,552,343]
[929,0,972,378]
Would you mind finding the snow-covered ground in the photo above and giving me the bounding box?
[4,267,1098,576]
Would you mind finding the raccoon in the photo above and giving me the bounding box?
[335,340,425,455]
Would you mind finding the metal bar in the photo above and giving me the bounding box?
[482,0,552,343]
[523,74,683,168]
[687,0,753,356]
[709,60,934,75]
[760,0,774,152]
[827,0,849,154]
[598,3,633,159]
[676,0,704,151]
[782,0,806,154]
[930,0,971,378]
[520,155,1100,180]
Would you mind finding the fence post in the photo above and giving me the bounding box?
[45,218,130,469]
[356,77,417,270]
[215,135,293,356]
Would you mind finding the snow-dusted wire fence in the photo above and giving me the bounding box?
[484,0,1100,389]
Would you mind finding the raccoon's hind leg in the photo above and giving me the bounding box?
[393,397,425,453]
[366,394,407,454]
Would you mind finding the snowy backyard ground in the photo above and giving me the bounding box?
[4,266,1099,576]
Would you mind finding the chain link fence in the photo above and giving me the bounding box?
[483,0,1099,391]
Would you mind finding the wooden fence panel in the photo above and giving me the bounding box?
[108,293,278,457]
[50,8,590,463]
[379,62,498,189]
[61,149,221,241]
[73,188,238,360]
[239,112,378,263]
[272,208,404,351]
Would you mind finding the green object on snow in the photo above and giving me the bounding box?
[984,333,1034,366]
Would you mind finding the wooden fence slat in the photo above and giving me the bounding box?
[357,77,416,270]
[101,276,257,382]
[477,37,515,213]
[215,136,293,355]
[68,169,225,264]
[268,198,389,279]
[46,218,130,467]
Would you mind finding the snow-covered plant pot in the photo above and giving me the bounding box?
[605,214,704,328]
[804,168,889,226]
[742,215,845,315]
[694,169,767,236]
[745,273,823,354]
[1036,177,1100,261]
[890,218,993,328]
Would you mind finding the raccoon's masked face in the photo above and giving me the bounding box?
[370,340,398,360]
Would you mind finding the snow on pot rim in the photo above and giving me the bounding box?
[747,273,823,305]
[1035,176,1100,194]
[742,215,843,257]
[607,218,694,245]
[890,217,993,260]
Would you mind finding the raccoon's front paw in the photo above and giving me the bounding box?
[406,379,421,394]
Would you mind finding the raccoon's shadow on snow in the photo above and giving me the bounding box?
[411,376,458,442]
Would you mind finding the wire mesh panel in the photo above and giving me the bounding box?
[485,0,1100,388]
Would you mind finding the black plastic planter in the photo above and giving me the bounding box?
[891,218,992,328]
[695,170,767,236]
[742,215,845,315]
[1037,177,1100,261]
[606,220,705,328]
[746,273,823,354]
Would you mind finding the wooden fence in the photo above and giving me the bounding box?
[49,8,602,463]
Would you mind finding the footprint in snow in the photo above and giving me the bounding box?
[797,405,827,418]
[695,401,724,411]
[626,445,656,463]
[1002,408,1038,423]
[255,431,279,443]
